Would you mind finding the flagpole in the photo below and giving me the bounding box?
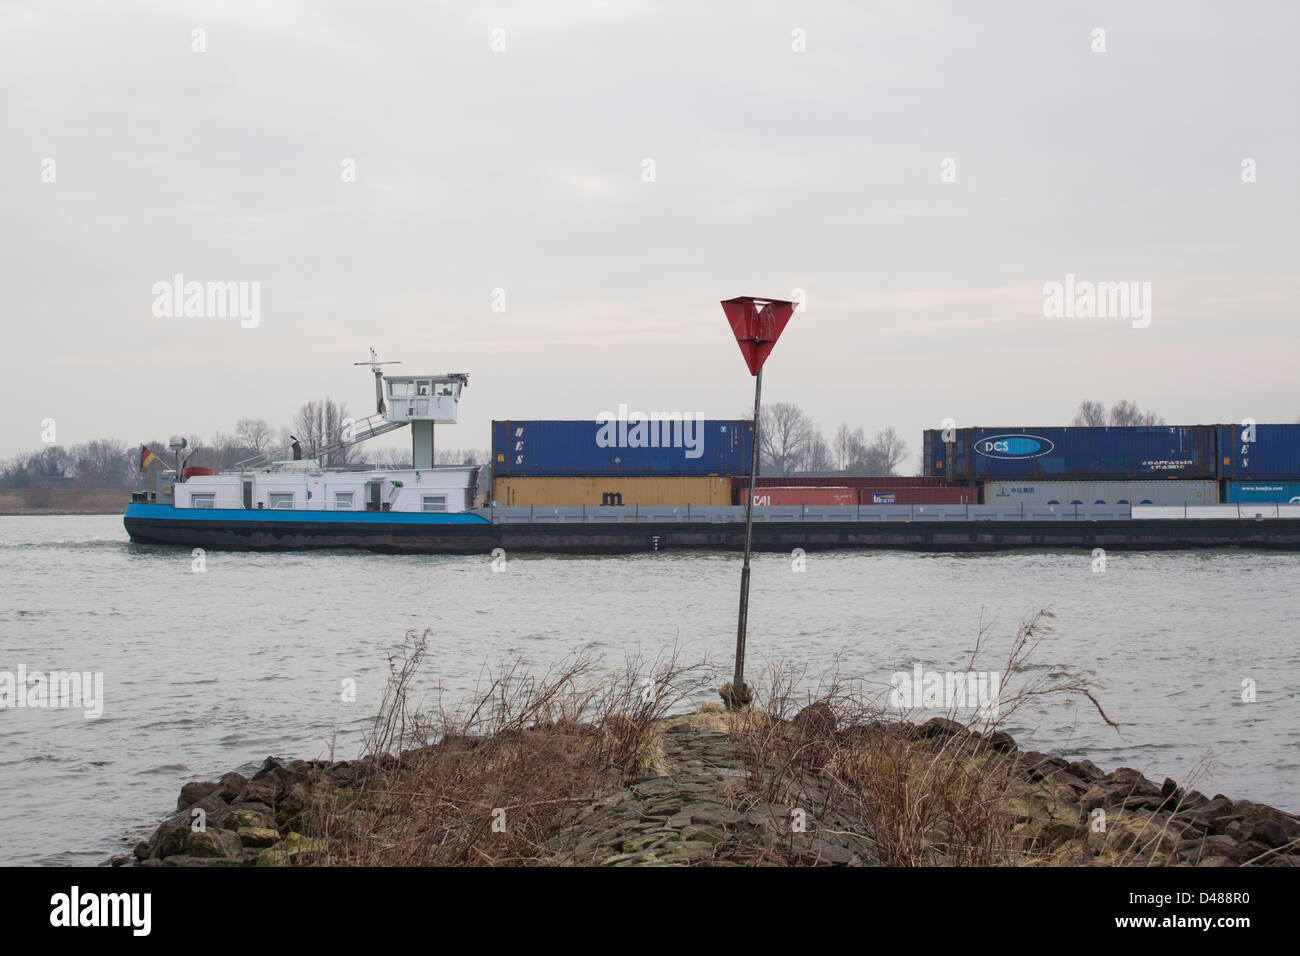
[732,365,762,703]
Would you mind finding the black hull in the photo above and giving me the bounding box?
[123,515,1300,554]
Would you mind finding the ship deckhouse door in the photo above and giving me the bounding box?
[243,480,253,509]
[366,480,382,511]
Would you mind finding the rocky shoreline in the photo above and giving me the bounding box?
[109,710,1300,867]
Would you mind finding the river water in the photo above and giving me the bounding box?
[0,515,1296,865]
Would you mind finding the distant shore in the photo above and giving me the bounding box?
[0,489,126,515]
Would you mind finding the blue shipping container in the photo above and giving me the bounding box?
[1223,481,1300,504]
[923,426,1218,480]
[1215,424,1300,480]
[492,419,755,477]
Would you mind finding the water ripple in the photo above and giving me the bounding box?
[1,514,1297,866]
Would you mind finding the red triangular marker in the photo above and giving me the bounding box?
[721,296,795,376]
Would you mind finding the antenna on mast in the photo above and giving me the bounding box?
[354,348,401,414]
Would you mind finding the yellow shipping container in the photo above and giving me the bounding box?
[492,476,733,507]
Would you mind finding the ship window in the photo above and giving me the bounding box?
[388,381,413,398]
[268,493,294,510]
[1047,499,1060,505]
[335,492,354,510]
[191,493,216,509]
[417,380,431,395]
[1094,500,1106,505]
[1117,499,1130,505]
[422,494,447,513]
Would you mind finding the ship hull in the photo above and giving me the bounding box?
[123,504,1300,554]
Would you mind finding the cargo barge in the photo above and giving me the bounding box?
[122,357,1300,554]
[122,501,1300,553]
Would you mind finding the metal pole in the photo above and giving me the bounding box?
[733,368,762,698]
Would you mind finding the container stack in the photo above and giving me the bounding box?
[490,419,755,506]
[921,424,1300,505]
[488,419,1300,509]
[743,475,976,507]
[1215,424,1300,503]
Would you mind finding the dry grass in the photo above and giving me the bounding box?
[306,631,709,865]
[299,611,1224,867]
[721,609,1126,866]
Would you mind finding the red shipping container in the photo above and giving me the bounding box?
[750,486,857,506]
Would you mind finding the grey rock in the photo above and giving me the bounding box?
[917,717,968,740]
[793,702,837,736]
[216,771,248,802]
[176,781,219,811]
[984,730,1017,753]
[1067,759,1105,783]
[184,828,243,859]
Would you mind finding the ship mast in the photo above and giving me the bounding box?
[354,347,401,414]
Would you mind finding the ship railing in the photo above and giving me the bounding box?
[477,504,1144,524]
[308,414,407,460]
[1133,503,1300,520]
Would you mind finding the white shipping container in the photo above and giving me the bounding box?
[980,480,1219,506]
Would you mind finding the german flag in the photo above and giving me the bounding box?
[139,445,159,473]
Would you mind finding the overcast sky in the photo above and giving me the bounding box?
[2,0,1296,471]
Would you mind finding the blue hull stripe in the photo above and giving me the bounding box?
[124,503,490,525]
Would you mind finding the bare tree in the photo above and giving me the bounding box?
[323,399,352,467]
[867,427,908,475]
[72,439,132,486]
[40,446,71,479]
[1108,399,1165,426]
[759,402,814,476]
[236,418,274,459]
[1073,399,1165,427]
[294,397,353,467]
[1072,400,1108,427]
[435,448,488,466]
[183,435,206,470]
[839,426,872,475]
[204,431,247,471]
[370,447,412,468]
[803,429,832,473]
[0,447,62,488]
[293,401,323,457]
[832,423,855,472]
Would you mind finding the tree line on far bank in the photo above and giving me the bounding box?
[1071,399,1165,427]
[757,398,1188,478]
[758,402,910,477]
[6,397,1295,488]
[0,397,487,489]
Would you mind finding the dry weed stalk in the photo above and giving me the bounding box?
[726,609,1123,866]
[307,632,709,865]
